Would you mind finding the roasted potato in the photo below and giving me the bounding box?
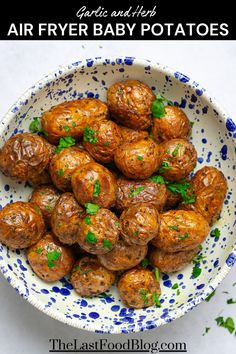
[78,208,119,254]
[114,138,160,179]
[149,246,200,273]
[0,133,50,181]
[118,268,161,308]
[179,166,227,225]
[159,139,197,181]
[41,98,109,144]
[29,185,60,227]
[164,189,182,210]
[98,239,147,271]
[71,256,115,297]
[51,193,85,245]
[28,169,52,187]
[151,210,210,252]
[49,146,93,191]
[116,176,167,212]
[119,125,149,144]
[151,106,191,143]
[107,80,155,130]
[120,203,160,245]
[0,201,45,249]
[27,233,74,282]
[83,120,122,163]
[71,162,117,209]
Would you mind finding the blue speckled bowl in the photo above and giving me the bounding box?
[0,57,236,333]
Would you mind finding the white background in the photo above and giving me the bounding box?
[0,41,235,353]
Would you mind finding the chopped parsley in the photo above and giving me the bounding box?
[178,234,189,241]
[46,250,61,268]
[172,143,183,157]
[73,265,92,275]
[154,268,160,282]
[85,203,99,215]
[149,175,165,185]
[172,283,179,290]
[103,239,112,250]
[85,230,97,244]
[152,93,173,119]
[211,228,221,240]
[205,290,216,302]
[215,316,235,334]
[227,298,236,304]
[84,217,92,225]
[72,122,76,128]
[29,117,44,134]
[192,266,202,278]
[44,205,52,211]
[93,180,101,197]
[84,127,98,144]
[203,327,211,336]
[193,254,206,265]
[168,225,179,231]
[166,179,196,204]
[134,231,139,237]
[140,289,149,305]
[159,161,171,173]
[35,247,43,254]
[136,155,143,161]
[55,136,76,154]
[152,291,161,307]
[63,125,71,132]
[128,186,145,198]
[57,169,64,177]
[140,258,150,268]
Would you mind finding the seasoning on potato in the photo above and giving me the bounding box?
[119,125,149,144]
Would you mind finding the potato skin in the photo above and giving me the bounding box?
[179,166,227,225]
[151,210,210,252]
[51,193,85,245]
[116,176,167,212]
[49,147,93,191]
[107,80,155,130]
[78,209,119,255]
[119,126,149,144]
[71,162,117,208]
[71,256,115,297]
[164,189,182,210]
[0,133,50,181]
[83,120,122,163]
[27,233,75,282]
[98,239,147,271]
[151,106,191,143]
[120,203,160,245]
[0,202,45,249]
[41,98,109,144]
[118,268,161,308]
[159,139,197,181]
[149,246,199,273]
[114,138,160,179]
[29,185,60,227]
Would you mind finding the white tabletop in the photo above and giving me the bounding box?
[0,40,235,354]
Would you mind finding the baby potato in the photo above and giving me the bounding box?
[41,98,109,144]
[83,120,122,163]
[151,106,191,143]
[0,201,45,249]
[116,176,167,212]
[51,193,85,245]
[120,203,160,245]
[78,208,119,255]
[0,133,50,181]
[151,210,210,252]
[29,185,61,227]
[107,80,155,130]
[149,246,200,273]
[159,139,197,181]
[119,125,149,144]
[71,162,117,209]
[180,166,227,225]
[27,233,75,282]
[118,268,161,308]
[164,189,182,210]
[71,256,115,297]
[98,239,147,271]
[114,138,160,179]
[49,146,93,191]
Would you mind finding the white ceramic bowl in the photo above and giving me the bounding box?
[0,57,236,333]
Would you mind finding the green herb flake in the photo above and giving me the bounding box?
[159,161,171,174]
[193,254,206,265]
[29,117,44,134]
[83,127,98,144]
[151,94,173,119]
[211,228,221,240]
[154,268,160,282]
[57,169,64,177]
[166,179,196,204]
[149,175,165,185]
[85,203,100,215]
[172,143,183,157]
[172,283,179,290]
[176,289,180,296]
[55,136,76,154]
[72,122,76,128]
[84,217,92,225]
[136,155,143,161]
[44,205,52,211]
[205,290,216,302]
[140,258,150,268]
[46,250,61,269]
[35,247,43,254]
[168,225,179,231]
[85,230,97,244]
[227,298,236,304]
[128,186,145,198]
[93,180,101,197]
[140,289,149,305]
[178,234,189,241]
[104,141,111,146]
[192,266,202,278]
[203,327,211,336]
[63,125,71,132]
[103,239,112,250]
[134,231,139,237]
[152,291,161,307]
[215,316,235,334]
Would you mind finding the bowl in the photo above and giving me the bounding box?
[0,57,236,334]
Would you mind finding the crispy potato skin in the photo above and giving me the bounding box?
[29,185,60,227]
[83,120,122,163]
[149,246,199,273]
[116,176,167,212]
[41,98,109,144]
[71,162,117,208]
[71,256,115,296]
[78,209,119,254]
[114,138,160,179]
[118,268,161,308]
[98,239,147,271]
[164,189,182,210]
[50,147,93,191]
[151,210,210,252]
[0,133,50,181]
[179,166,227,225]
[51,193,85,245]
[27,233,75,282]
[119,126,149,144]
[159,139,197,181]
[0,202,45,249]
[107,80,155,130]
[151,106,191,143]
[120,203,160,245]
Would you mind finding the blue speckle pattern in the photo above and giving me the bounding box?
[0,57,236,334]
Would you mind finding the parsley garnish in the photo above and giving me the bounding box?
[152,291,161,307]
[215,316,235,334]
[63,125,71,132]
[166,180,196,204]
[85,203,99,215]
[203,327,211,336]
[29,117,44,134]
[211,228,221,240]
[128,186,145,198]
[227,298,236,304]
[57,169,64,176]
[172,283,179,290]
[193,254,206,265]
[140,289,149,305]
[46,250,61,268]
[93,180,101,197]
[140,258,150,268]
[205,290,215,302]
[192,266,202,278]
[154,268,160,282]
[55,136,76,154]
[172,143,183,157]
[178,234,189,241]
[35,247,43,254]
[85,230,97,244]
[152,94,173,119]
[149,175,165,185]
[136,155,143,161]
[84,217,92,225]
[84,127,98,144]
[72,122,76,128]
[103,239,112,250]
[159,161,171,173]
[168,225,179,231]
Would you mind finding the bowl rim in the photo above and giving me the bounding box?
[0,55,236,334]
